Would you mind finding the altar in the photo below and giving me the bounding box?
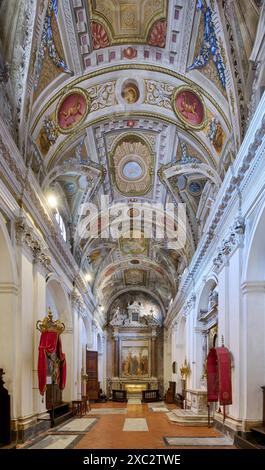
[110,377,159,394]
[106,292,164,398]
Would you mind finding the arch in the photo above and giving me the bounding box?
[46,274,72,328]
[105,286,166,318]
[243,198,265,282]
[196,275,218,318]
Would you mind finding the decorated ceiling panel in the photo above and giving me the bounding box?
[4,0,257,324]
[88,0,168,48]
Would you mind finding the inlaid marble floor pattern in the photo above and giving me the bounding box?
[24,402,235,449]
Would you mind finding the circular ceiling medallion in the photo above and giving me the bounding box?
[172,86,207,130]
[188,181,202,197]
[121,81,140,104]
[122,161,143,180]
[56,88,90,133]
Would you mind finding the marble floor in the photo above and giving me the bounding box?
[22,402,236,450]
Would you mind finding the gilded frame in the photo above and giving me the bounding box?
[172,85,208,131]
[56,87,91,134]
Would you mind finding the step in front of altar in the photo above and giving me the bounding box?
[167,409,213,426]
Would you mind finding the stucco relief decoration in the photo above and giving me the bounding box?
[172,86,207,130]
[34,0,72,89]
[121,82,140,104]
[207,117,224,153]
[88,0,167,46]
[111,136,153,196]
[91,21,110,50]
[145,80,173,109]
[56,89,90,133]
[88,81,116,112]
[38,116,59,155]
[109,292,162,329]
[123,47,137,59]
[148,19,167,48]
[187,0,226,88]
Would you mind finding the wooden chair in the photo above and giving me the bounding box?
[72,400,85,417]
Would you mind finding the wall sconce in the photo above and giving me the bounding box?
[180,358,191,379]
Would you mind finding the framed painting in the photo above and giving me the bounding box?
[121,339,150,378]
[56,88,90,133]
[172,86,207,130]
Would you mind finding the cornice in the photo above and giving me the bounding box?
[15,215,51,269]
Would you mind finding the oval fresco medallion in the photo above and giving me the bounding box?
[172,86,206,130]
[57,89,90,133]
[121,81,140,104]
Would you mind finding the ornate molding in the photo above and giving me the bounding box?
[183,293,196,317]
[212,215,245,272]
[30,64,231,134]
[15,215,51,268]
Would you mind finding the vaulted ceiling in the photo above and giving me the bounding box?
[0,0,263,319]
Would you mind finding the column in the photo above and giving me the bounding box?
[113,329,119,377]
[32,260,49,418]
[151,329,156,377]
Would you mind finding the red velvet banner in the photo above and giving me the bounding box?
[207,348,219,402]
[206,347,232,405]
[38,331,66,395]
[216,347,232,405]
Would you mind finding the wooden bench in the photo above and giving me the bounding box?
[141,389,160,403]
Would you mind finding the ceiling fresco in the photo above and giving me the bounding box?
[1,0,261,325]
[88,0,168,48]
